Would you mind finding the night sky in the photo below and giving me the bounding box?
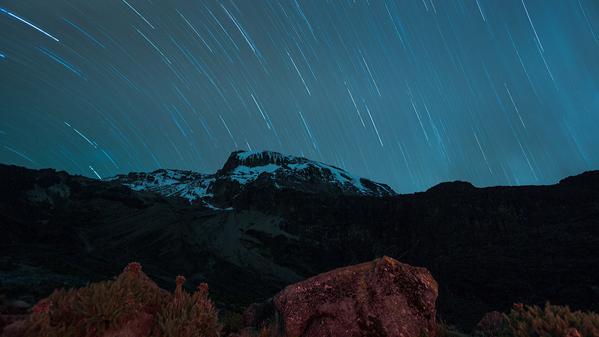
[1,0,598,192]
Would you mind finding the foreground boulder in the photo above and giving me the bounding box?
[270,256,438,337]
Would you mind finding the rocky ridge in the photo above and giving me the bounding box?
[109,150,396,208]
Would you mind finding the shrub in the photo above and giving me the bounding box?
[220,311,244,335]
[474,311,510,337]
[13,263,220,337]
[154,277,220,337]
[436,320,470,337]
[228,325,274,337]
[474,303,599,337]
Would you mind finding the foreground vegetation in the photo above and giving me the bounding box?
[4,263,219,337]
[2,263,598,337]
[473,302,599,337]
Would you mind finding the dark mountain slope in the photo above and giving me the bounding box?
[1,155,598,329]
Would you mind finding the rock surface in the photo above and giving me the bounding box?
[271,256,438,337]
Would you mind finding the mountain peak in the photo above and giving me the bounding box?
[111,150,396,207]
[219,150,317,174]
[217,150,396,197]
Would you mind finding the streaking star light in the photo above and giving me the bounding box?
[0,7,59,42]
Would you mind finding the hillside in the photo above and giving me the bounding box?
[1,151,598,329]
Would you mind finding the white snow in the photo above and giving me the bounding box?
[287,162,368,193]
[233,151,370,192]
[118,170,214,202]
[230,164,280,184]
[111,151,394,202]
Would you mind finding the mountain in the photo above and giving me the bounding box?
[1,152,598,330]
[109,150,396,208]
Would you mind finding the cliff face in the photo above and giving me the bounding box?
[1,156,598,329]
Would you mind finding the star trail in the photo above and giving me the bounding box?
[1,0,598,192]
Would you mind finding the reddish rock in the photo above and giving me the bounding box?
[272,256,438,337]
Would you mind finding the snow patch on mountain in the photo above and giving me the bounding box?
[109,150,396,205]
[223,150,394,196]
[230,163,280,184]
[287,161,369,193]
[109,169,214,203]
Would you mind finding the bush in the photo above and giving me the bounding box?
[220,311,244,335]
[155,277,220,337]
[12,263,220,337]
[436,320,470,337]
[228,325,274,337]
[474,303,599,337]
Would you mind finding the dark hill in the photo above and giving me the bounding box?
[1,158,598,329]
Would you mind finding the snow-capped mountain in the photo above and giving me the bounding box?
[108,169,215,202]
[3,163,599,328]
[109,150,396,207]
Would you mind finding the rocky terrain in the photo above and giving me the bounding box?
[2,258,596,337]
[1,150,598,330]
[1,257,441,337]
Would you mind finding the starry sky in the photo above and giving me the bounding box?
[1,0,598,192]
